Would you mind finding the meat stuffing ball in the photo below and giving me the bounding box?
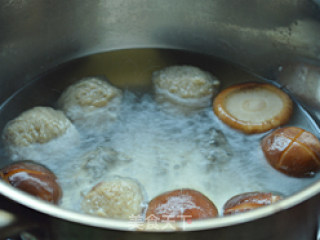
[57,77,123,132]
[0,161,62,204]
[2,107,80,161]
[261,126,320,177]
[81,178,144,219]
[152,65,220,111]
[146,189,218,221]
[223,192,282,215]
[213,82,293,134]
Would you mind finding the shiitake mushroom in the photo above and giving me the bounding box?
[213,82,292,134]
[261,126,320,177]
[146,189,218,221]
[0,161,62,204]
[223,192,282,216]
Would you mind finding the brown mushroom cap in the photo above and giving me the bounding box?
[146,189,218,221]
[0,161,62,204]
[213,82,293,134]
[261,126,320,177]
[223,192,282,216]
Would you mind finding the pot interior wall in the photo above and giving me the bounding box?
[1,0,320,101]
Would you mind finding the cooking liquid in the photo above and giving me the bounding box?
[0,48,319,216]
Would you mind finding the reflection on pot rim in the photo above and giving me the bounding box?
[0,178,320,231]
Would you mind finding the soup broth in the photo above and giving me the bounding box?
[0,48,319,215]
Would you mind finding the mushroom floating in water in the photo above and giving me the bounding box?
[0,161,62,204]
[261,126,320,177]
[146,189,218,221]
[223,192,282,216]
[213,82,293,134]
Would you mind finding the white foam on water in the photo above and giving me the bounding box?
[35,90,320,215]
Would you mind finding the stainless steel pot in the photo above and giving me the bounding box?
[1,0,320,239]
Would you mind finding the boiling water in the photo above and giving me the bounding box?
[0,49,319,216]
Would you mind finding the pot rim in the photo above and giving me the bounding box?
[0,178,319,232]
